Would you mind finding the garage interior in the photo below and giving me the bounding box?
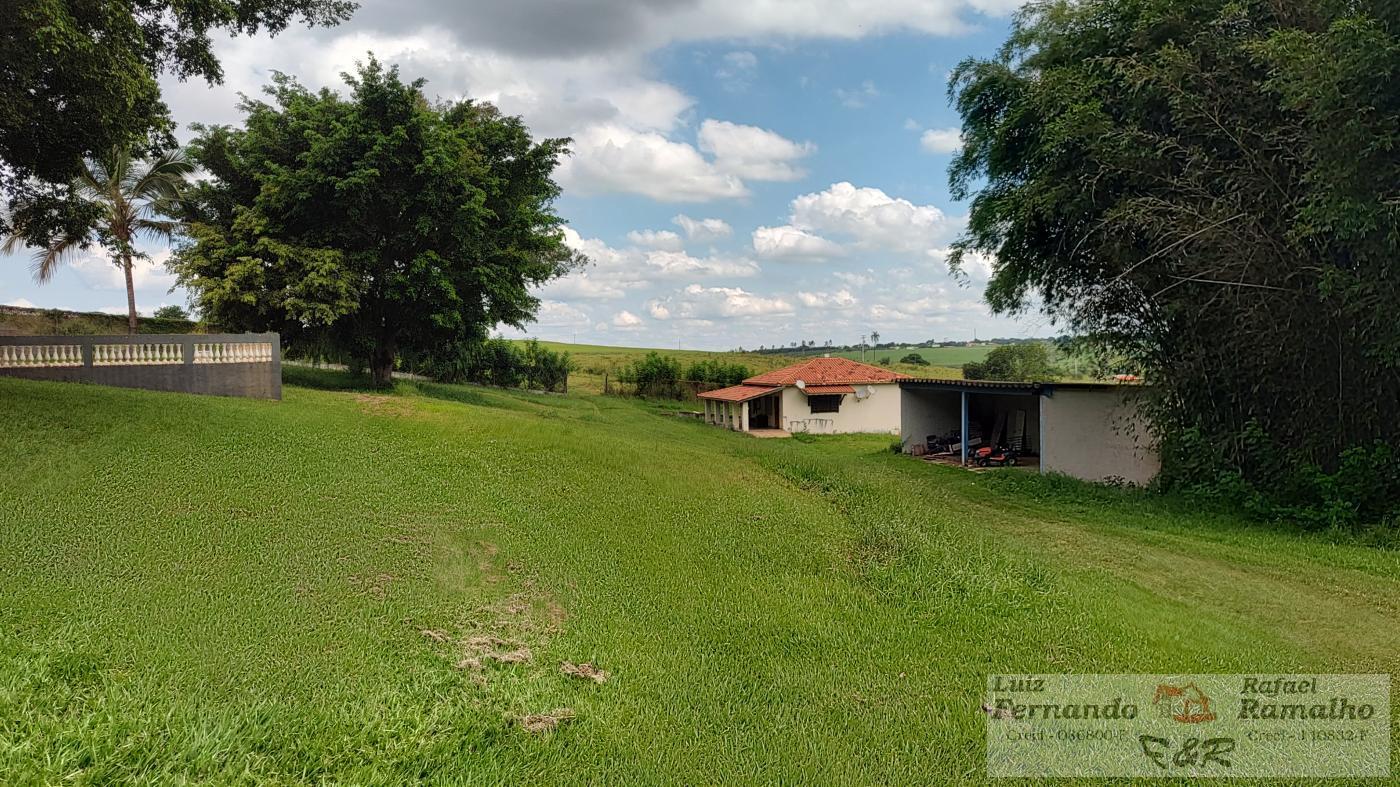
[899,379,1042,469]
[898,379,1161,484]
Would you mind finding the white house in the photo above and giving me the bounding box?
[698,357,908,435]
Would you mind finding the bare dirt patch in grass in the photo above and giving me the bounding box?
[515,708,574,733]
[516,708,575,734]
[560,661,609,684]
[354,394,416,417]
[347,572,397,599]
[469,541,504,584]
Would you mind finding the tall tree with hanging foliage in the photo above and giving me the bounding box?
[1,0,354,243]
[2,147,192,333]
[174,59,583,385]
[949,0,1400,526]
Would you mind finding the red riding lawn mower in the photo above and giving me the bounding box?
[969,444,1019,467]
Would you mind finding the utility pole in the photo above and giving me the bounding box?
[860,334,867,362]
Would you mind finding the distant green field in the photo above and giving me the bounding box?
[2,371,1397,783]
[521,340,799,377]
[831,342,1084,377]
[830,345,996,367]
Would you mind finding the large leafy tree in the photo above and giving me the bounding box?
[2,147,192,333]
[175,59,582,386]
[962,343,1057,382]
[950,0,1400,523]
[0,0,355,242]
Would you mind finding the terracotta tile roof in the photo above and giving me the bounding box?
[743,357,909,387]
[801,384,856,394]
[697,384,779,402]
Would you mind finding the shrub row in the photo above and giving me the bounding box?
[615,352,752,400]
[415,339,573,392]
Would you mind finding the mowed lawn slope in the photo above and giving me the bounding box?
[1,372,1398,784]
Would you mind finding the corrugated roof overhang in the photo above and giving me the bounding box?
[698,384,778,403]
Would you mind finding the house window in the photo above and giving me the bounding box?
[808,394,842,413]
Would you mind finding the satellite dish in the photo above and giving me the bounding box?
[795,379,806,390]
[855,385,873,400]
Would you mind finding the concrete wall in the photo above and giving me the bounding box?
[781,382,901,434]
[1041,388,1159,485]
[0,333,281,399]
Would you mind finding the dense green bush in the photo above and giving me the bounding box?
[614,354,752,400]
[521,340,573,392]
[415,339,572,392]
[684,359,752,388]
[962,343,1057,381]
[618,352,684,398]
[899,353,930,366]
[1158,423,1400,531]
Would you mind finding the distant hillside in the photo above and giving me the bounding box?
[829,345,997,367]
[0,305,199,336]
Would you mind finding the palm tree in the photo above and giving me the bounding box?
[3,147,191,333]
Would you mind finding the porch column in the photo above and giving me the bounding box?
[740,401,749,432]
[960,390,969,466]
[1038,394,1046,475]
[704,399,712,424]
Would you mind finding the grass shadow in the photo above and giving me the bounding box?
[281,364,379,392]
[282,364,549,414]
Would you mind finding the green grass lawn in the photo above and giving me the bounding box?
[2,371,1397,784]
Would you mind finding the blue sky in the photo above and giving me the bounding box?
[1,0,1055,350]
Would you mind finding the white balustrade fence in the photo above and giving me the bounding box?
[0,344,82,368]
[0,333,281,399]
[92,343,184,366]
[193,342,275,364]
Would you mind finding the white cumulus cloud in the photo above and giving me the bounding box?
[649,284,795,321]
[559,124,747,202]
[920,127,962,154]
[751,225,845,260]
[797,289,858,309]
[788,182,958,254]
[626,229,685,251]
[697,119,814,182]
[673,214,733,242]
[612,310,644,328]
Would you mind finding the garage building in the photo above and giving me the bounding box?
[899,379,1160,485]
